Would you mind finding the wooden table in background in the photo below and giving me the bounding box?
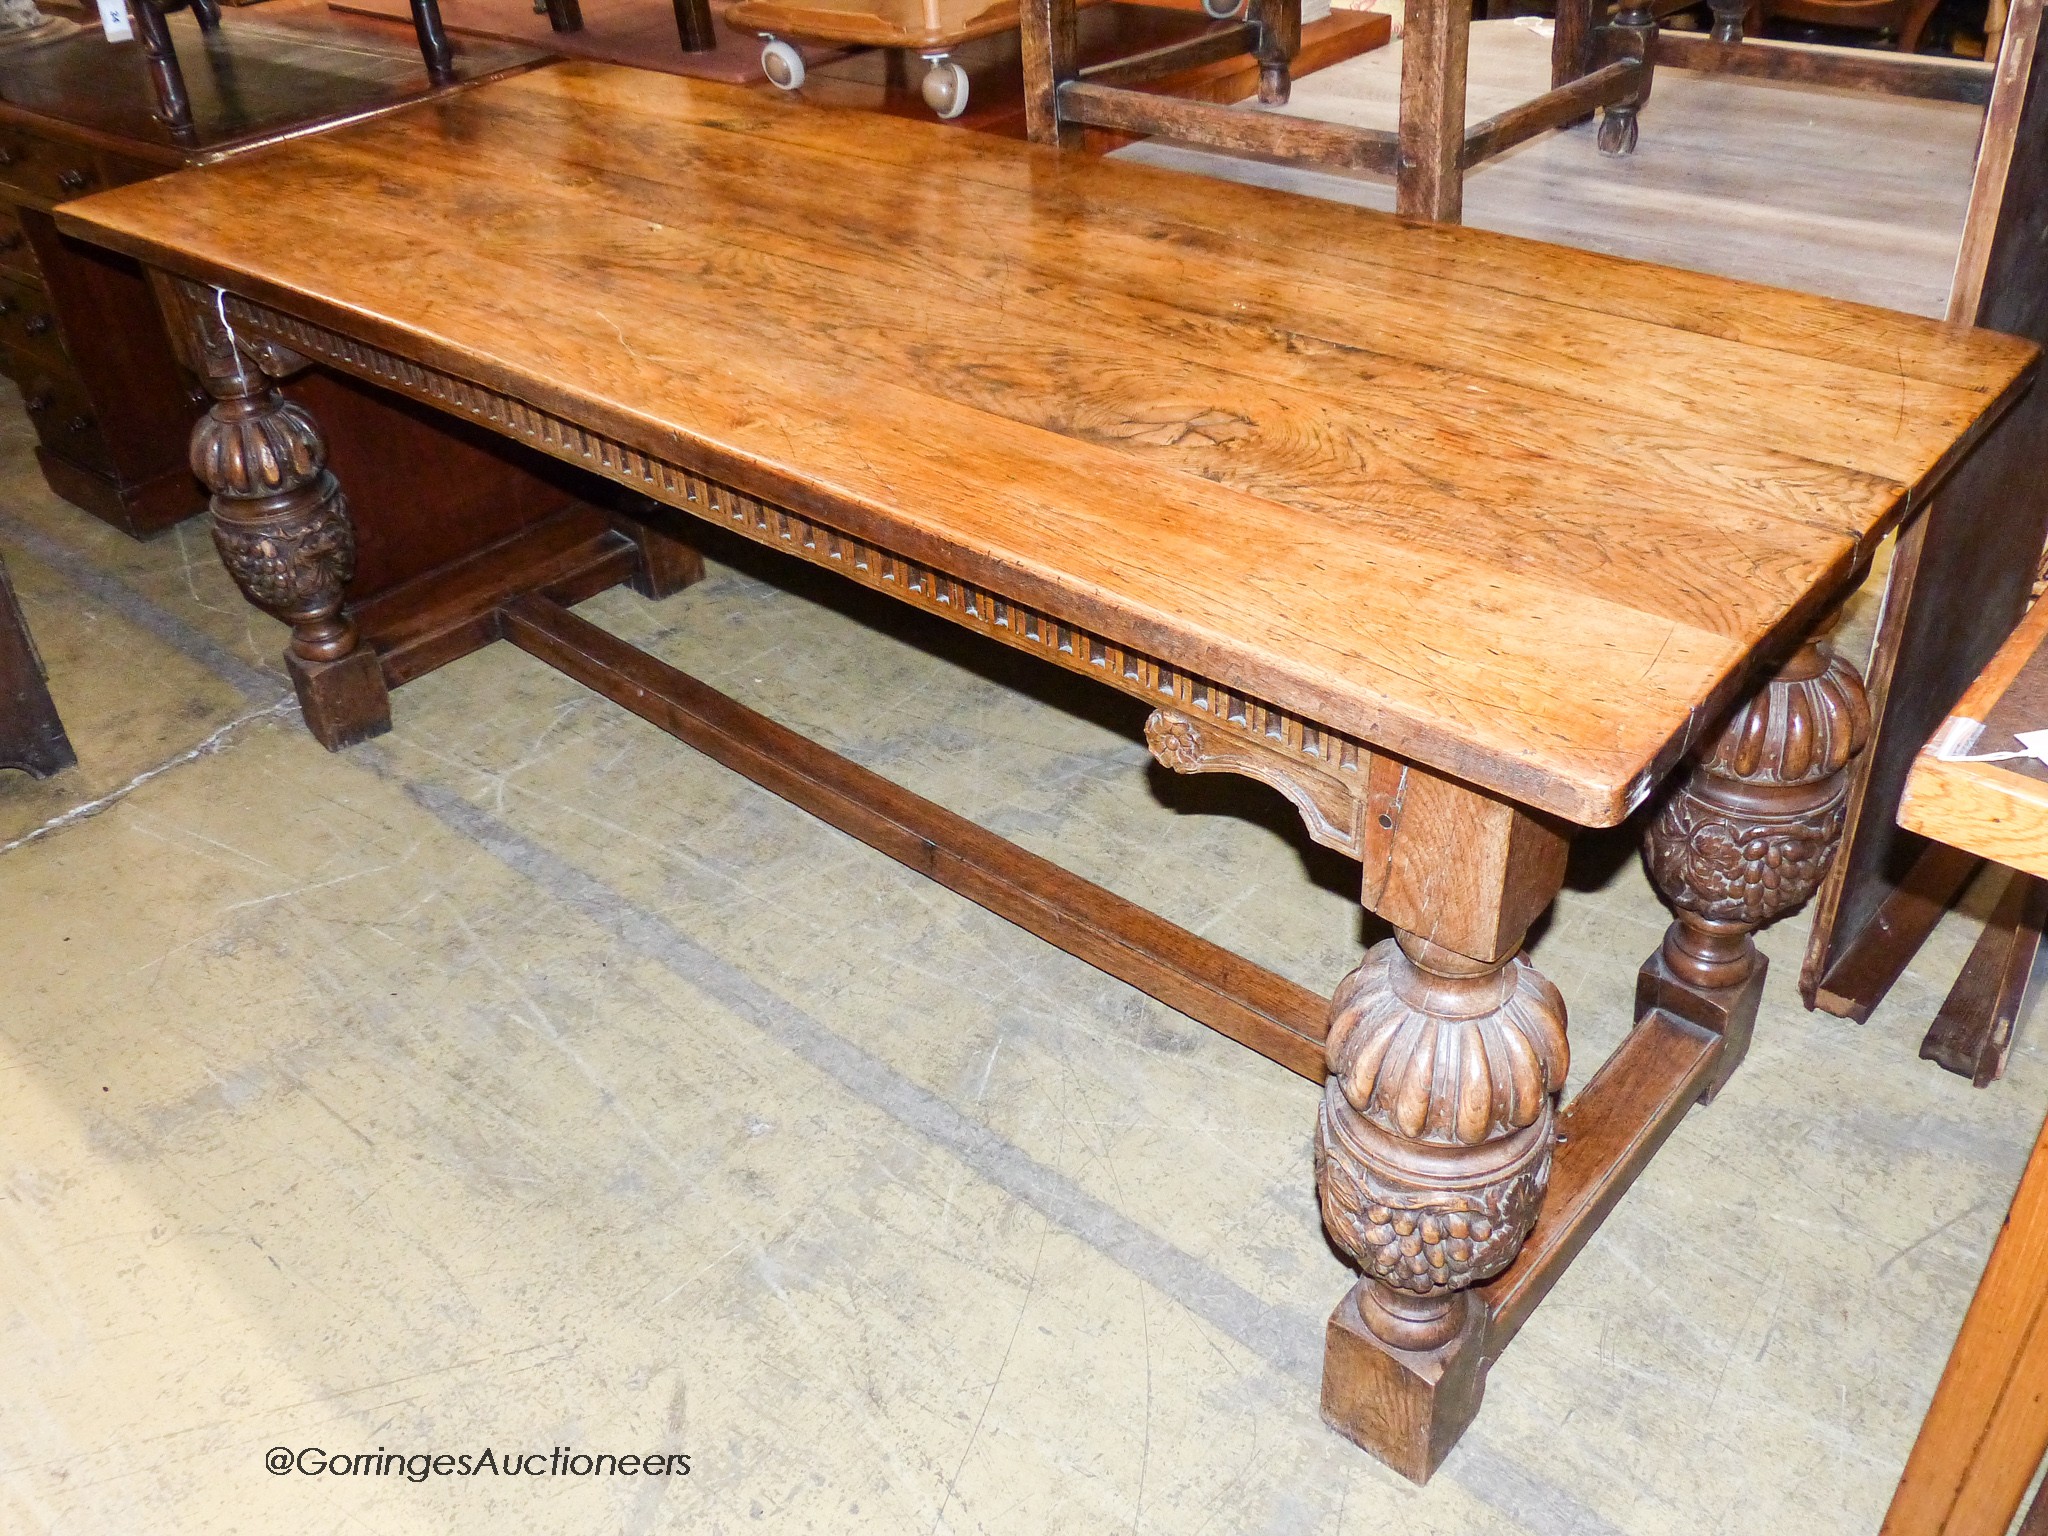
[56,64,2037,1481]
[0,2,542,536]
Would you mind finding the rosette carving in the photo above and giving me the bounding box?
[1643,633,1870,991]
[1144,710,1201,771]
[1315,934,1568,1351]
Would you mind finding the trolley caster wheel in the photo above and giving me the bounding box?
[1201,0,1245,18]
[761,38,805,90]
[921,58,969,119]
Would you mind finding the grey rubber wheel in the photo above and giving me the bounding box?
[1202,0,1244,19]
[761,38,805,90]
[921,58,969,119]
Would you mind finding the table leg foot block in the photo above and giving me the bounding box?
[1321,1283,1487,1484]
[1635,945,1766,1104]
[288,647,391,750]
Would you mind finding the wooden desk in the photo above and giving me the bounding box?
[55,62,2037,1481]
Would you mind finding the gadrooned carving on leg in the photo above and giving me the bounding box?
[1315,935,1568,1349]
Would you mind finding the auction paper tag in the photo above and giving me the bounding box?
[96,0,134,42]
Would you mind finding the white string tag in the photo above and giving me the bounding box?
[96,0,134,43]
[1939,724,2048,766]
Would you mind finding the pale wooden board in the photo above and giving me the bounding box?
[1116,18,1983,317]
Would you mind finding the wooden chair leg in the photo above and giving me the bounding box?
[1552,0,1597,86]
[672,0,716,53]
[409,0,457,83]
[1597,0,1657,155]
[133,1,194,133]
[0,555,75,781]
[1020,0,1082,147]
[1252,0,1301,104]
[1396,0,1471,222]
[543,0,584,32]
[1707,0,1747,42]
[1919,870,2048,1087]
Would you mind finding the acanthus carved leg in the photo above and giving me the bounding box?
[1316,929,1569,1482]
[1640,630,1870,1098]
[184,284,390,751]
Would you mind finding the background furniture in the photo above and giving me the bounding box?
[327,0,1387,126]
[0,3,535,536]
[59,62,2033,1481]
[1023,0,1661,220]
[1799,0,2048,1035]
[0,552,73,779]
[1895,597,2048,1083]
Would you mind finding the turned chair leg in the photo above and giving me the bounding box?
[1640,629,1871,1099]
[183,286,390,752]
[1706,0,1747,42]
[1316,929,1570,1481]
[1252,0,1300,104]
[1597,0,1657,155]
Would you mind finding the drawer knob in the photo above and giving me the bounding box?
[56,169,88,194]
[65,413,90,434]
[23,389,50,413]
[24,314,49,337]
[0,296,14,316]
[0,148,15,168]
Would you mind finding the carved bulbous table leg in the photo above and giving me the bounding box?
[1317,929,1569,1481]
[185,290,390,751]
[1640,631,1870,1098]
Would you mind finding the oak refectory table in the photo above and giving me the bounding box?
[53,62,2038,1482]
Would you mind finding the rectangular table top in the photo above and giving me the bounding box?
[56,62,2038,825]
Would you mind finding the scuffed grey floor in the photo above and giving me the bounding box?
[0,389,2042,1534]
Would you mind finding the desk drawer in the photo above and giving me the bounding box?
[0,125,106,209]
[0,204,38,285]
[0,273,65,377]
[16,370,112,477]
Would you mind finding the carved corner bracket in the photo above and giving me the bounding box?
[1144,705,1376,856]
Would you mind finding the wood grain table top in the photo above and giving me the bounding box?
[55,62,2039,825]
[1900,596,2048,879]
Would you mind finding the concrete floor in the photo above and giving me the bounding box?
[0,384,2044,1529]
